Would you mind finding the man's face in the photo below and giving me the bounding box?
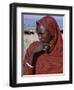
[36,24,50,43]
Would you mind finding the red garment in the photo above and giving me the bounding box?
[23,16,63,75]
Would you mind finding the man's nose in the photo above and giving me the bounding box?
[39,36,41,39]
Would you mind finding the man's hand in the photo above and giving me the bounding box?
[28,42,43,66]
[33,42,43,54]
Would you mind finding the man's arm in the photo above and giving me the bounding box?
[23,41,43,75]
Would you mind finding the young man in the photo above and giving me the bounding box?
[23,16,63,75]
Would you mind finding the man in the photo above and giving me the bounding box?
[23,16,63,75]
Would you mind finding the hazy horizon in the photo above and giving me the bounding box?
[23,14,64,31]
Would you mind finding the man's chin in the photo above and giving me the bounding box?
[41,41,48,44]
[39,39,48,44]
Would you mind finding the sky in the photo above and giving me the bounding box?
[23,14,64,31]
